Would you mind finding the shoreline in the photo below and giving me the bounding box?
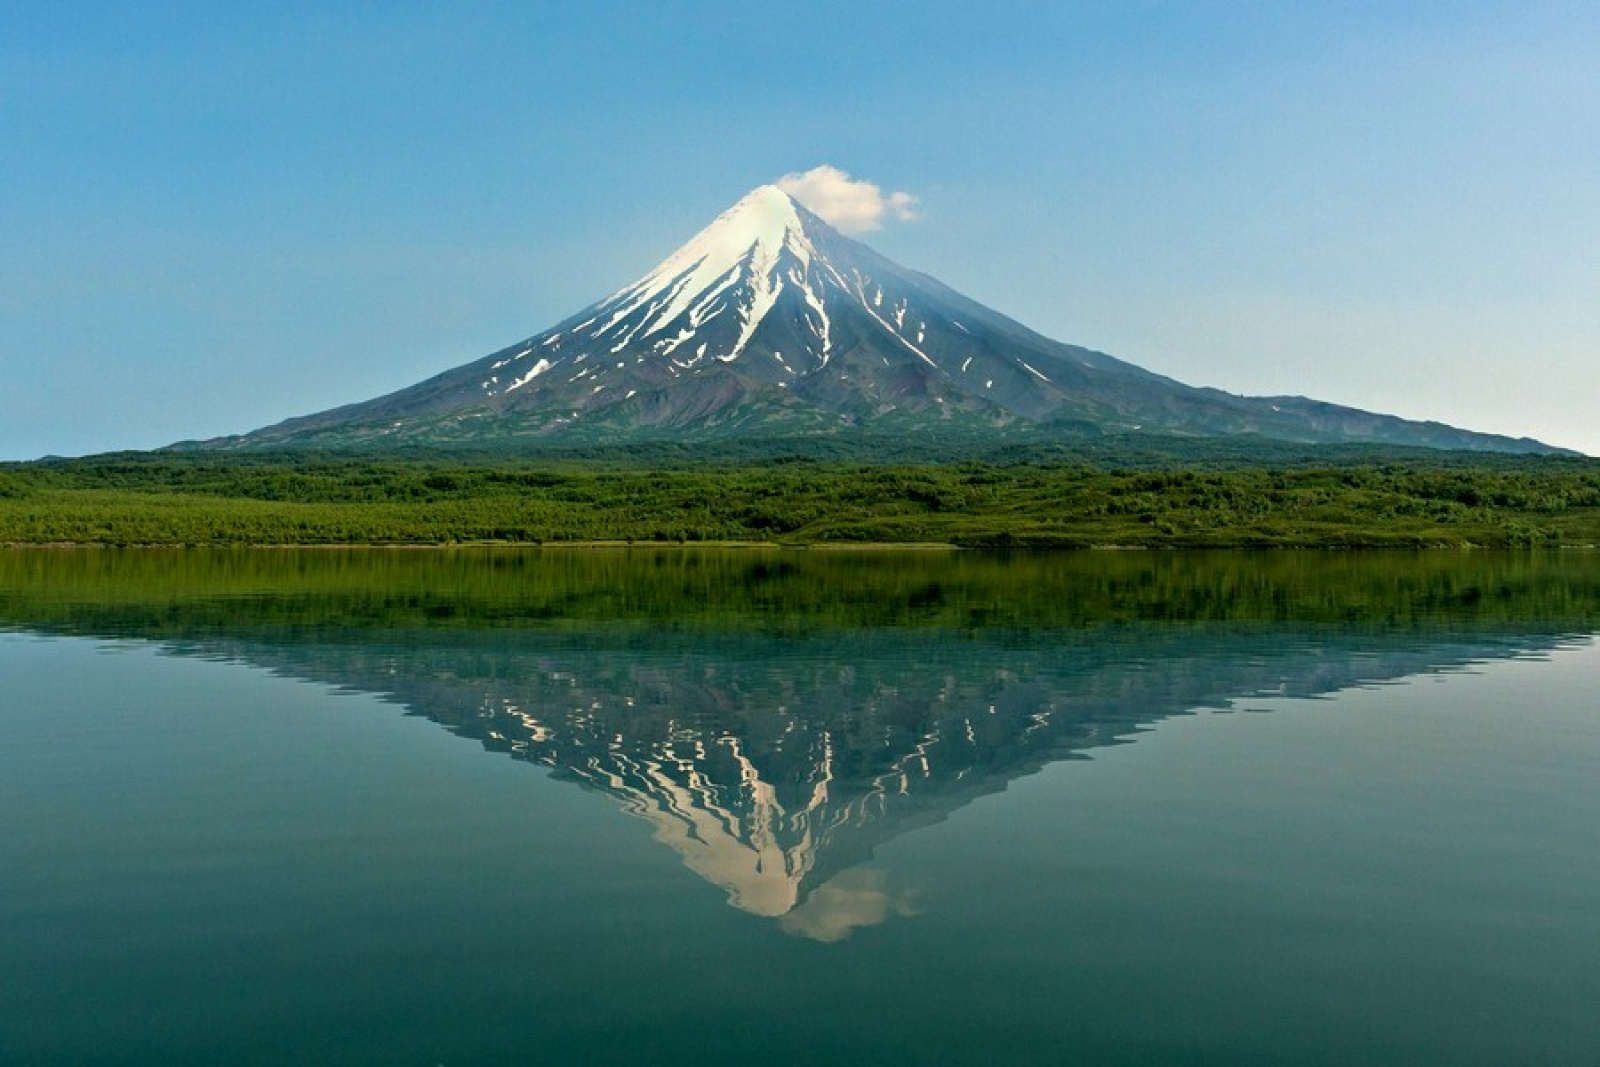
[3,540,1593,551]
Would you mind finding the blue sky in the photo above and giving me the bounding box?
[4,1,1597,458]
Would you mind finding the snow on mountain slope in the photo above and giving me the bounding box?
[387,182,1170,430]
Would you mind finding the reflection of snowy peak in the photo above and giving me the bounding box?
[124,625,1587,933]
[444,648,1074,921]
[226,185,1564,452]
[550,729,839,919]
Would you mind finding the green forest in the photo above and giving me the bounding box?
[1,446,1598,548]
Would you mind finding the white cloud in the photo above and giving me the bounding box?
[776,165,920,235]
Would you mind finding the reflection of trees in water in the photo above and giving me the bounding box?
[4,547,1598,636]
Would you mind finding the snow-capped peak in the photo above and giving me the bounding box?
[600,184,816,331]
[483,180,954,399]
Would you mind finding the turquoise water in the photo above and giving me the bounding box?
[1,550,1597,1064]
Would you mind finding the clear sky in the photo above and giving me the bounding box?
[4,1,1597,458]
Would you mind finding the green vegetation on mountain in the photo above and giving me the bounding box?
[1,444,1596,548]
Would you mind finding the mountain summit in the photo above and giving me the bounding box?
[219,184,1561,453]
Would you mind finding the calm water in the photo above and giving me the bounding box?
[1,549,1597,1065]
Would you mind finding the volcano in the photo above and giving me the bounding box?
[214,184,1561,453]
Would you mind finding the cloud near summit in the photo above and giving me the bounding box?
[777,166,920,235]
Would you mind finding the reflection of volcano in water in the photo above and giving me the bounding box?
[155,623,1590,933]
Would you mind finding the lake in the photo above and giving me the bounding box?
[2,548,1597,1065]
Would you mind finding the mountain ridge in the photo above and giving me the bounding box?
[196,184,1569,455]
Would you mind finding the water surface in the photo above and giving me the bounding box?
[1,549,1596,1064]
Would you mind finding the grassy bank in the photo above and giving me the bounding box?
[1,452,1597,548]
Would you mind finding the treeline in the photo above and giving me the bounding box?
[0,452,1597,547]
